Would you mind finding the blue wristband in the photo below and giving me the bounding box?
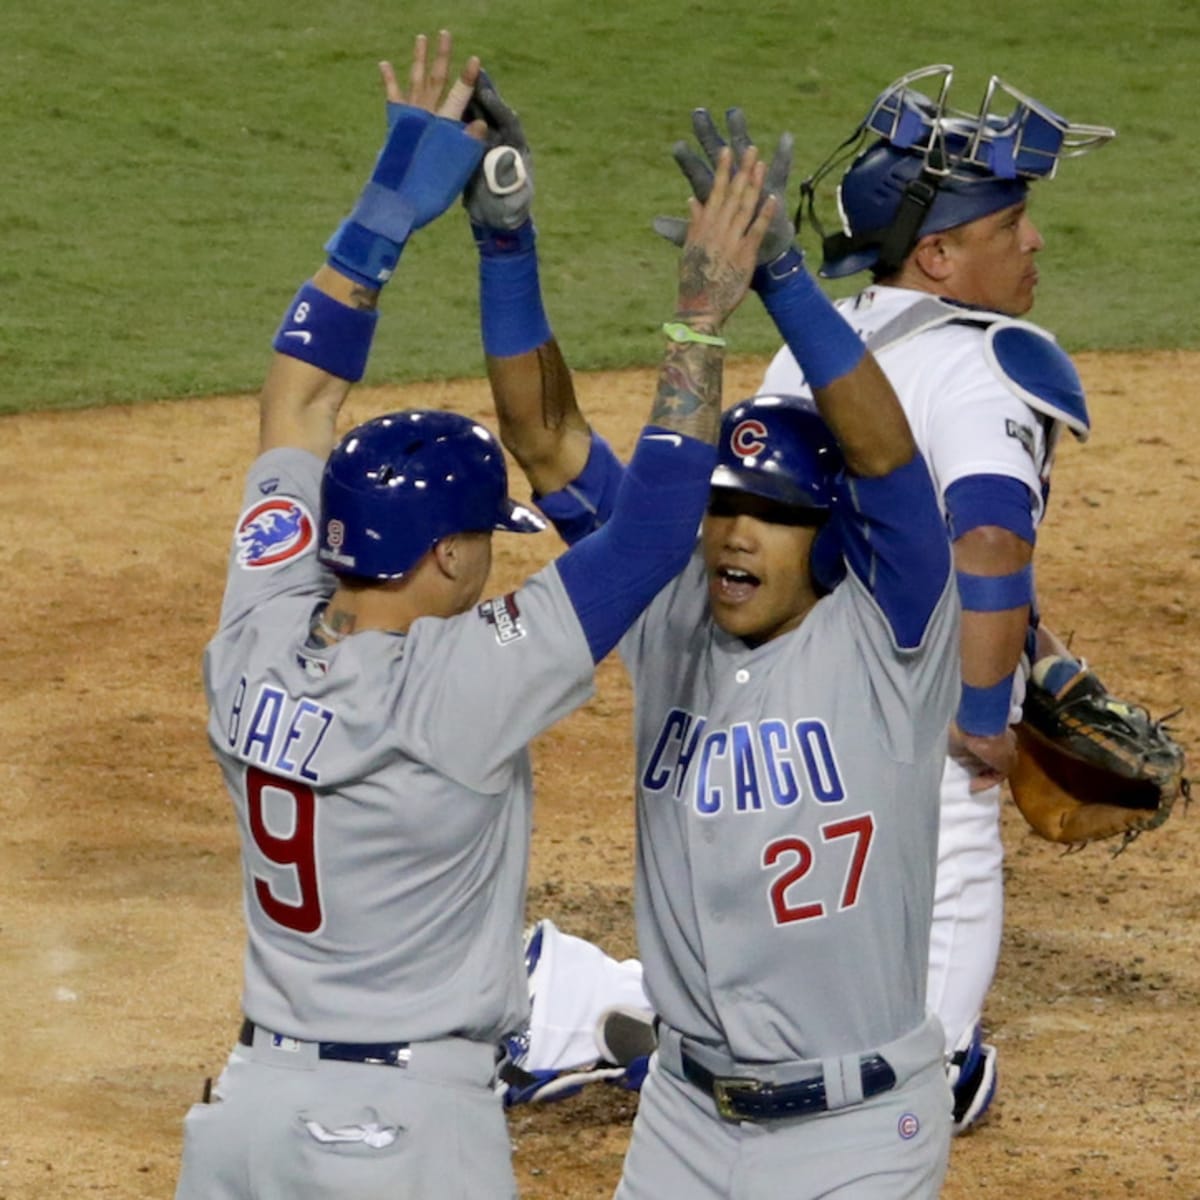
[957,675,1015,737]
[753,248,866,390]
[477,220,552,357]
[272,283,379,382]
[956,564,1033,613]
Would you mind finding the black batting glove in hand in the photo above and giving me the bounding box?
[654,108,796,267]
[464,75,534,232]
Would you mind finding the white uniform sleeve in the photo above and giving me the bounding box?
[897,336,1048,523]
[759,345,805,397]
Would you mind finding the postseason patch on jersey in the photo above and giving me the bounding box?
[235,496,315,569]
[1005,417,1036,464]
[478,593,526,646]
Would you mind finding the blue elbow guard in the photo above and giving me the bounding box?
[536,433,625,546]
[956,564,1033,613]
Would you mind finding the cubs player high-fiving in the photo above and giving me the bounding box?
[172,32,781,1200]
[485,100,960,1198]
[760,65,1114,1131]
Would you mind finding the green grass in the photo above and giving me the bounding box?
[2,0,1196,413]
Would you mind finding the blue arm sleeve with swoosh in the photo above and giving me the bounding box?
[555,430,713,663]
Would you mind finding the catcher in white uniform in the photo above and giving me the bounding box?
[482,88,961,1196]
[173,32,781,1200]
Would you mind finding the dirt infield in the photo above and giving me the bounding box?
[2,350,1197,1198]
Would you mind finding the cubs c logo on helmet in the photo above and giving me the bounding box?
[235,497,315,569]
[730,418,768,460]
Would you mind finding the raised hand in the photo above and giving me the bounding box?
[655,108,796,267]
[379,30,483,127]
[326,31,486,289]
[674,145,777,332]
[463,74,535,233]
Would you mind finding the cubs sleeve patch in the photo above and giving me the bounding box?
[235,497,316,569]
[478,594,526,645]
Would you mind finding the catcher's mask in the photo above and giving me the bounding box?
[318,410,544,580]
[710,395,846,594]
[800,65,1114,279]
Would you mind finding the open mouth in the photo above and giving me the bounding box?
[713,565,760,604]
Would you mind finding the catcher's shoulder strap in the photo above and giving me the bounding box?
[861,298,1089,443]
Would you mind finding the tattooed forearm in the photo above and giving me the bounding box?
[536,341,576,433]
[677,245,745,326]
[347,283,380,312]
[650,343,723,443]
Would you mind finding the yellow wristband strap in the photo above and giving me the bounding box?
[662,321,727,347]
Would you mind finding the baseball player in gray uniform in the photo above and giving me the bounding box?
[173,33,780,1200]
[484,100,960,1198]
[494,70,1116,1147]
[759,65,1113,1132]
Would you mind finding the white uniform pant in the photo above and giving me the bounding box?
[525,918,649,1070]
[925,756,1005,1055]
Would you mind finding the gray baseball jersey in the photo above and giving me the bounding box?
[621,545,958,1062]
[205,446,594,1045]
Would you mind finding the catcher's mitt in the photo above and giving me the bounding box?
[1009,656,1189,850]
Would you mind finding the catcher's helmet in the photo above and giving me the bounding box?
[824,141,1027,279]
[801,64,1114,279]
[711,395,846,592]
[318,410,544,580]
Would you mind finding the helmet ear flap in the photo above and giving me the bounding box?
[809,520,845,595]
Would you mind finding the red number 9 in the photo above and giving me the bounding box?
[246,767,323,934]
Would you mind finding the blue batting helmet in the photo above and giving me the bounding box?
[318,410,544,580]
[799,65,1114,279]
[711,395,846,592]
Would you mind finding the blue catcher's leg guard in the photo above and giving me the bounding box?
[947,1021,998,1134]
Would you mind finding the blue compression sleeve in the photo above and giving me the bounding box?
[556,429,715,662]
[944,474,1036,543]
[839,453,952,649]
[535,433,625,545]
[753,249,865,390]
[475,220,553,357]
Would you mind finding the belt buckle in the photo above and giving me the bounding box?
[712,1076,763,1121]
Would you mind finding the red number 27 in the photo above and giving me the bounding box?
[245,767,323,934]
[761,813,875,926]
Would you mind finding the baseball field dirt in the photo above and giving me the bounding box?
[2,350,1197,1198]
